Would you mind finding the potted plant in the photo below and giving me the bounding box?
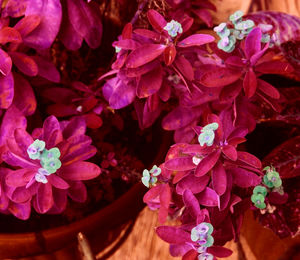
[0,0,299,260]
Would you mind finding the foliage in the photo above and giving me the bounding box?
[0,0,299,259]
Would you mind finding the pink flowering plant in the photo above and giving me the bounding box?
[0,0,299,259]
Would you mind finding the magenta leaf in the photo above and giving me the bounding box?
[147,10,167,33]
[67,0,102,49]
[67,181,87,203]
[177,34,215,47]
[183,189,201,218]
[35,183,54,213]
[143,184,164,203]
[126,44,166,68]
[164,44,177,66]
[199,66,242,88]
[13,73,36,116]
[113,39,140,50]
[197,187,219,207]
[48,175,70,189]
[174,55,194,81]
[2,0,28,18]
[257,79,280,99]
[156,226,190,244]
[137,65,163,98]
[195,150,221,177]
[9,52,38,77]
[0,105,27,147]
[58,10,83,51]
[244,27,262,60]
[0,72,14,109]
[0,49,12,76]
[24,0,62,49]
[32,55,60,82]
[237,151,262,169]
[207,246,232,257]
[165,156,195,171]
[162,107,196,130]
[103,77,136,109]
[263,135,300,179]
[255,60,294,75]
[192,9,213,27]
[243,68,257,98]
[176,174,209,195]
[222,145,237,161]
[212,161,227,196]
[0,27,22,44]
[230,168,260,188]
[14,15,41,38]
[159,184,171,224]
[60,161,101,180]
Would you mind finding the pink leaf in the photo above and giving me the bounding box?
[32,55,60,82]
[137,65,163,98]
[199,66,242,88]
[0,49,12,76]
[0,27,22,44]
[245,27,262,60]
[212,161,227,195]
[9,52,38,76]
[60,161,101,181]
[165,156,195,171]
[67,0,103,48]
[222,145,237,161]
[14,15,41,38]
[0,72,14,109]
[243,68,257,98]
[230,168,261,187]
[195,150,221,177]
[197,187,219,207]
[36,183,54,213]
[164,44,177,66]
[2,0,28,18]
[67,181,87,202]
[183,189,201,218]
[147,10,167,33]
[48,174,70,189]
[176,174,209,195]
[255,60,294,75]
[263,135,300,179]
[13,73,36,115]
[159,184,171,224]
[257,78,280,99]
[156,226,190,244]
[237,151,262,169]
[162,107,196,130]
[174,55,194,81]
[207,246,233,257]
[177,34,215,47]
[126,44,166,68]
[24,0,62,49]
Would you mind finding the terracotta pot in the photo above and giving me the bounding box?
[0,182,148,259]
[0,128,173,260]
[241,210,300,260]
